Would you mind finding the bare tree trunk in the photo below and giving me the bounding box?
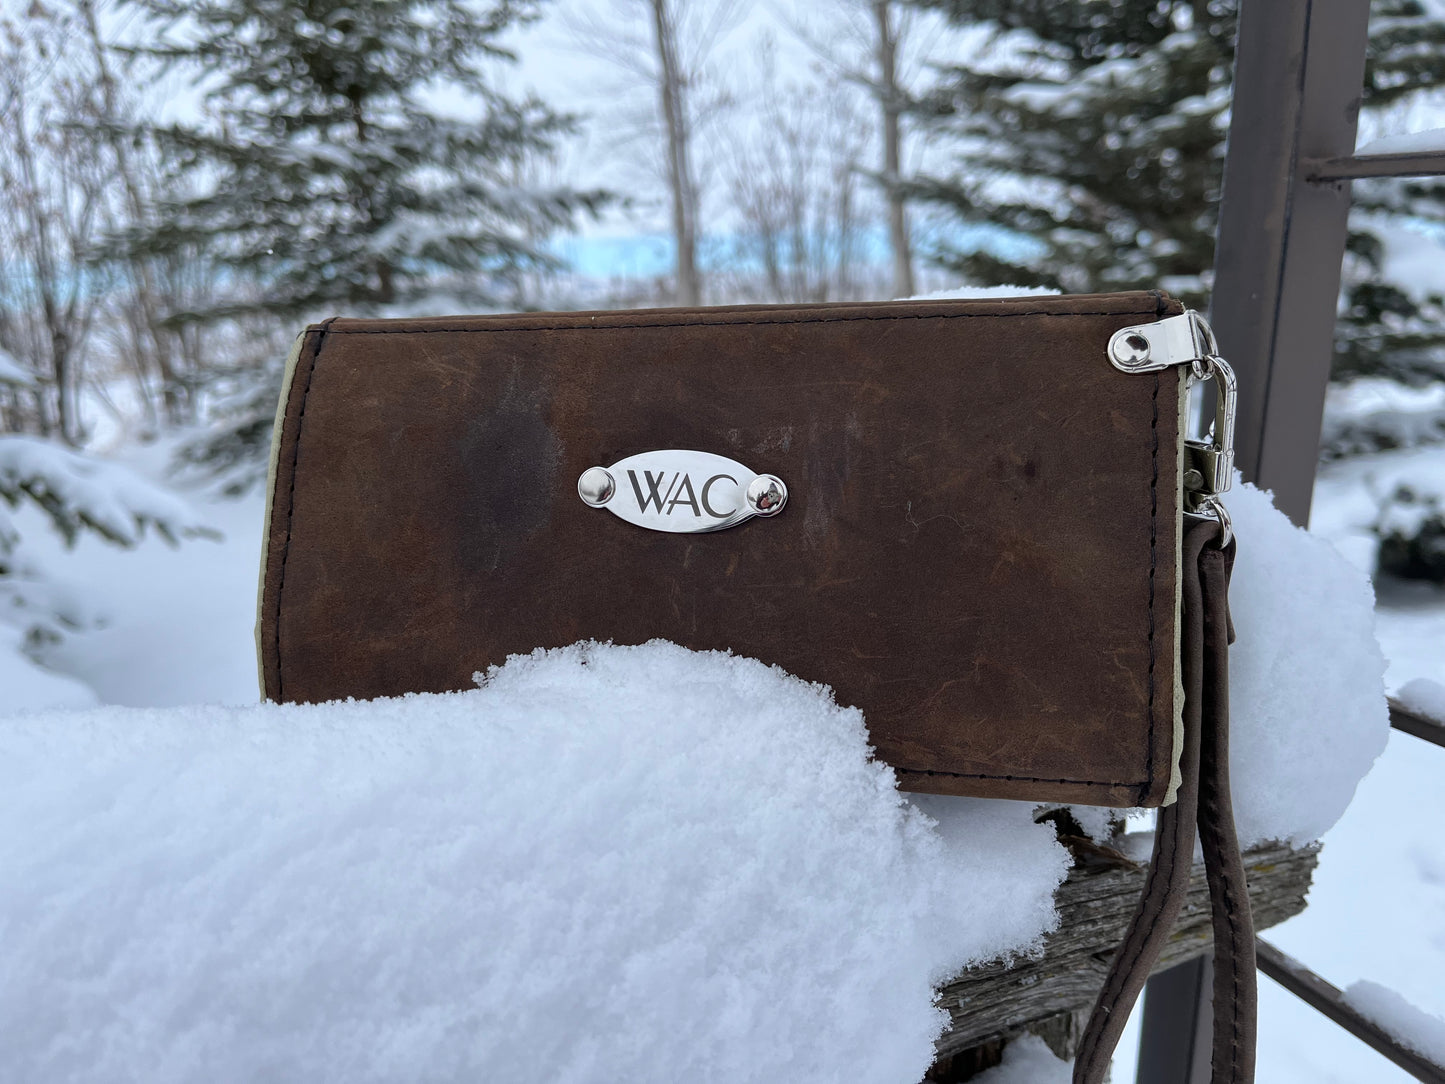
[10,86,80,445]
[344,92,396,308]
[77,0,192,428]
[722,62,873,305]
[835,160,858,300]
[650,0,702,307]
[873,0,914,300]
[0,11,114,446]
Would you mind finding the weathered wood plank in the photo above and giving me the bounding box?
[931,838,1319,1061]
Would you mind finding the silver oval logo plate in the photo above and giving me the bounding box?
[578,450,786,534]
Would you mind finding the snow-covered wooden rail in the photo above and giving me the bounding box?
[1389,694,1445,750]
[926,838,1319,1079]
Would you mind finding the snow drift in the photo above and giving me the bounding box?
[0,642,1068,1084]
[1225,480,1390,846]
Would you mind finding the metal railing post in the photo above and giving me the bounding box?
[1136,2,1371,1081]
[1208,0,1371,525]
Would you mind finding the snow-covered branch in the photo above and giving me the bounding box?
[0,437,215,549]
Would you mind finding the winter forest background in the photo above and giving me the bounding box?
[6,0,1445,638]
[2,1,1445,1080]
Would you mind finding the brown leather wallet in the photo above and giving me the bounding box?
[257,291,1253,1083]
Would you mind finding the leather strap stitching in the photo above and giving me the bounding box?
[1213,800,1246,1081]
[1202,546,1250,1083]
[1144,371,1160,803]
[1073,802,1188,1074]
[273,319,335,701]
[1201,779,1246,1081]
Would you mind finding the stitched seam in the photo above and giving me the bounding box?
[1076,809,1184,1073]
[321,307,1161,335]
[1201,548,1245,1083]
[1079,374,1168,1069]
[895,766,1147,787]
[1075,828,1177,1070]
[1211,801,1245,1083]
[274,322,331,701]
[1143,372,1160,803]
[1202,781,1245,1081]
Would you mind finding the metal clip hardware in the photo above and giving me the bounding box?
[1107,310,1218,374]
[1107,311,1236,543]
[1184,353,1236,503]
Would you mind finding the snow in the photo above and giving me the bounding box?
[1321,377,1445,459]
[906,285,1061,300]
[1397,676,1445,720]
[0,436,214,548]
[971,1035,1070,1082]
[1224,480,1390,847]
[1109,461,1445,1084]
[1386,226,1445,295]
[1357,127,1445,155]
[1062,804,1120,844]
[273,142,361,170]
[1000,81,1082,117]
[1342,981,1445,1066]
[1311,445,1444,576]
[1065,477,1392,854]
[28,491,260,707]
[992,32,1226,129]
[0,625,97,712]
[0,641,1070,1084]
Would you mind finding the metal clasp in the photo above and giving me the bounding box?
[1106,309,1237,543]
[1107,310,1218,374]
[1192,493,1234,547]
[1184,353,1237,509]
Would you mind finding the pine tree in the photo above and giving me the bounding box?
[109,0,605,321]
[903,0,1445,409]
[95,0,605,493]
[902,0,1234,304]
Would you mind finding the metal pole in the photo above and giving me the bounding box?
[1257,940,1445,1083]
[1138,3,1370,1081]
[1208,0,1371,525]
[1137,955,1214,1083]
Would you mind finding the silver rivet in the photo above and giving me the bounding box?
[577,467,615,507]
[1112,332,1152,366]
[1183,468,1205,490]
[745,474,787,516]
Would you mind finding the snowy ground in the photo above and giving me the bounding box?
[3,440,1443,1081]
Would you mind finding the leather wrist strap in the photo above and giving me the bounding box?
[1072,519,1256,1084]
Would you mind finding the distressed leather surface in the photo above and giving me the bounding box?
[260,292,1186,807]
